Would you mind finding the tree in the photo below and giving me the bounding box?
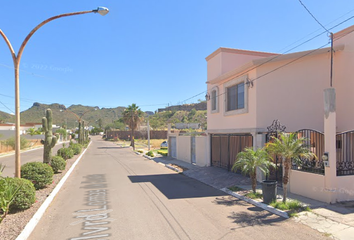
[266,132,317,203]
[27,128,41,136]
[232,147,275,193]
[97,118,103,129]
[122,104,144,150]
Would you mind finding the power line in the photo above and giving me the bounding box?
[298,0,329,33]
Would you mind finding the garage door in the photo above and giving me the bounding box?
[211,134,253,171]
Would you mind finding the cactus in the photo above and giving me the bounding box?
[78,120,84,144]
[42,109,58,163]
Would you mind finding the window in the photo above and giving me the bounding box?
[226,82,244,111]
[223,75,248,116]
[211,90,216,110]
[210,86,219,113]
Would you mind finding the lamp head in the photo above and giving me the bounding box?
[94,7,109,16]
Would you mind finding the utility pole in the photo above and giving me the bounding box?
[147,120,150,151]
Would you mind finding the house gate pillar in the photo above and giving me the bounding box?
[324,88,338,203]
[252,131,267,182]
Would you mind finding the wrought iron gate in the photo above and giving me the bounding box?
[266,120,286,185]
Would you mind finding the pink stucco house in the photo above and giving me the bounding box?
[205,25,354,203]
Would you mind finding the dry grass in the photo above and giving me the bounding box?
[0,139,42,154]
[135,139,167,149]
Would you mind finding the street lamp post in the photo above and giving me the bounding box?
[61,108,97,144]
[0,7,109,178]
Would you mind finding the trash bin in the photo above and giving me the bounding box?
[262,180,277,204]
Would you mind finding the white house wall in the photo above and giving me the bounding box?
[176,136,191,163]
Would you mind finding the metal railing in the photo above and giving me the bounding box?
[291,129,325,175]
[336,130,354,176]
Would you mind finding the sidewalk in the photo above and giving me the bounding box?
[152,155,354,240]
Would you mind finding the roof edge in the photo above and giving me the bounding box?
[205,47,279,61]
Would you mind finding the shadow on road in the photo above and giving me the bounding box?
[128,173,227,199]
[213,195,249,207]
[228,210,284,228]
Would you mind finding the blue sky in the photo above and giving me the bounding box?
[1,1,354,114]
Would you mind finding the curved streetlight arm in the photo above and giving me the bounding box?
[17,10,93,61]
[0,30,16,64]
[63,109,81,122]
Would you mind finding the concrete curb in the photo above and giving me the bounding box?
[221,188,289,219]
[15,141,92,240]
[165,164,182,173]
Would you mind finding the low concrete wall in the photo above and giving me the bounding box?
[289,170,329,202]
[195,136,208,167]
[176,136,191,163]
[336,175,354,202]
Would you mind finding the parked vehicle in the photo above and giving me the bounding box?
[160,141,168,148]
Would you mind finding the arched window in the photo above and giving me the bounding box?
[211,86,219,113]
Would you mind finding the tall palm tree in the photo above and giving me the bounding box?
[232,147,275,193]
[122,104,144,150]
[266,132,317,203]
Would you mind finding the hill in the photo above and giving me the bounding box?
[0,110,12,123]
[0,102,125,128]
[148,109,207,130]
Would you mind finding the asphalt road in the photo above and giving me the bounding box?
[28,136,329,240]
[0,143,65,177]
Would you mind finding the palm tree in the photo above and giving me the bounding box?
[232,147,275,193]
[122,104,144,150]
[266,132,317,203]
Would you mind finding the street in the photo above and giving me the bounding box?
[0,143,64,177]
[28,137,329,240]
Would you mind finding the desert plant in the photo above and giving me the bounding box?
[266,132,317,203]
[232,147,275,193]
[0,178,21,223]
[21,162,54,190]
[4,136,29,150]
[57,148,74,160]
[1,177,36,211]
[42,109,58,163]
[146,151,155,157]
[157,150,168,156]
[50,156,66,173]
[69,143,82,155]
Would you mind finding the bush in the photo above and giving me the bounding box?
[137,150,144,154]
[4,136,29,150]
[146,151,154,157]
[0,177,36,211]
[21,162,54,190]
[57,148,74,160]
[160,147,168,150]
[69,143,82,155]
[50,156,66,173]
[157,151,167,156]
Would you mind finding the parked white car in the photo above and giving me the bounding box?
[160,141,168,148]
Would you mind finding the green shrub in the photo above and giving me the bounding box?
[21,162,54,190]
[4,136,29,150]
[146,151,154,157]
[57,148,74,160]
[50,156,66,173]
[137,150,144,153]
[160,147,168,150]
[69,143,82,155]
[157,150,168,156]
[0,177,36,211]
